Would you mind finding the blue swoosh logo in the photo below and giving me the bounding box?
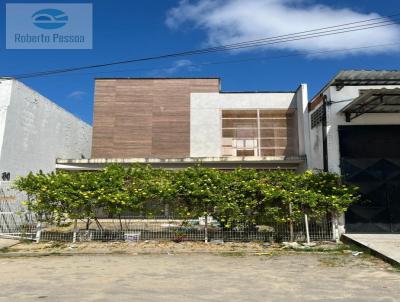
[32,9,68,29]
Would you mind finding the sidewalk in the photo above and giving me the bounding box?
[342,233,400,265]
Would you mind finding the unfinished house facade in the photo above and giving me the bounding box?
[58,78,309,170]
[56,71,400,234]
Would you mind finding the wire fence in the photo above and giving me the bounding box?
[1,216,334,243]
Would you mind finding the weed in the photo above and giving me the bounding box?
[0,247,9,253]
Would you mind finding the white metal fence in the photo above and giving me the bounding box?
[3,216,335,243]
[0,182,36,240]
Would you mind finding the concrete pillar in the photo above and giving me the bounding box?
[296,84,310,170]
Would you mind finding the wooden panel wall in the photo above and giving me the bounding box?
[92,79,220,158]
[221,109,299,157]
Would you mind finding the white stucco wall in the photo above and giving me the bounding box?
[0,79,13,163]
[325,85,400,174]
[0,79,92,179]
[190,92,302,157]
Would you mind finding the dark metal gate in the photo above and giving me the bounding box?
[339,125,400,233]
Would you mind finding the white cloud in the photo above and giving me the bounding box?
[166,0,400,57]
[67,90,86,101]
[164,59,200,73]
[146,59,200,76]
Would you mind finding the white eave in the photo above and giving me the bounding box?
[56,156,306,171]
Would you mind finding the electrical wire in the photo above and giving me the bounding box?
[39,42,400,78]
[10,13,400,79]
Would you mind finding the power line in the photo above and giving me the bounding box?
[43,42,400,78]
[13,16,400,78]
[15,21,399,79]
[11,13,400,79]
[189,12,400,50]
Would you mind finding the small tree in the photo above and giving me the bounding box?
[14,165,359,241]
[174,166,223,242]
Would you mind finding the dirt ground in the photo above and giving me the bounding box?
[0,242,399,301]
[3,240,272,254]
[0,240,359,255]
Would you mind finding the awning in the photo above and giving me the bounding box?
[341,88,400,122]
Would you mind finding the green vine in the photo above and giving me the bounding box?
[14,164,359,227]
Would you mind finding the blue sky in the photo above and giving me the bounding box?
[1,0,400,125]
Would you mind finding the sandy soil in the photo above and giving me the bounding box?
[0,252,398,302]
[4,240,270,254]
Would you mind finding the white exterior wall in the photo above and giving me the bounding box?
[0,79,92,179]
[190,90,309,157]
[325,85,400,174]
[0,79,13,163]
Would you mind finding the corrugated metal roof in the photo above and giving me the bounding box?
[309,70,400,106]
[340,88,400,121]
[333,70,400,87]
[335,70,400,82]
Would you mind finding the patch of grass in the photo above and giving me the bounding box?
[318,256,348,267]
[0,247,9,253]
[389,262,400,272]
[292,247,339,253]
[290,243,352,253]
[110,250,127,255]
[19,238,34,244]
[343,243,372,254]
[49,242,66,249]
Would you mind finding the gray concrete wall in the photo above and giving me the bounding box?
[190,92,298,157]
[308,111,324,171]
[0,79,92,179]
[307,87,331,171]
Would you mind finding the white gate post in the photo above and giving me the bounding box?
[204,214,208,243]
[332,214,340,243]
[72,219,78,243]
[304,214,310,244]
[35,221,42,243]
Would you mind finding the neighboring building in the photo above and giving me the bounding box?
[0,78,92,180]
[57,78,309,170]
[308,70,400,234]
